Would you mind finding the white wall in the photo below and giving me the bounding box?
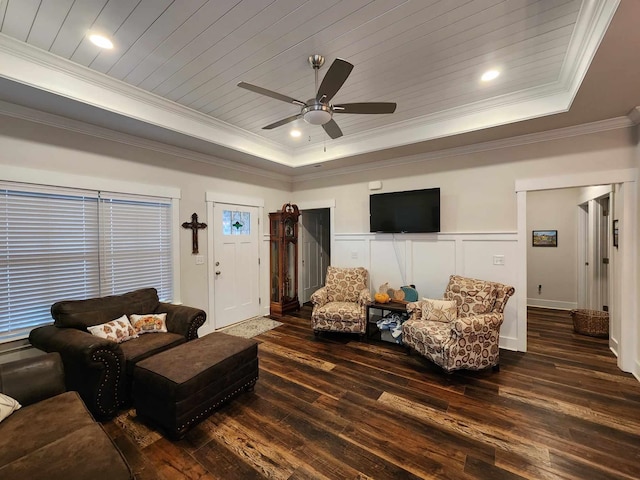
[1,111,638,364]
[636,124,640,380]
[0,114,291,328]
[294,128,636,233]
[526,188,580,310]
[294,127,637,353]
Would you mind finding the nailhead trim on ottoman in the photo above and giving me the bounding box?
[133,332,259,439]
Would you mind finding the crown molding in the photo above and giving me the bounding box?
[0,0,619,168]
[0,33,294,165]
[0,100,292,183]
[293,116,635,183]
[559,0,620,99]
[292,83,571,166]
[628,107,640,125]
[292,0,619,166]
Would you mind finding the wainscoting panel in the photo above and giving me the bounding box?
[411,239,457,299]
[369,238,408,294]
[332,232,519,350]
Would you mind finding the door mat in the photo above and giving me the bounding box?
[218,316,282,338]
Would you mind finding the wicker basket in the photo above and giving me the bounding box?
[570,309,609,337]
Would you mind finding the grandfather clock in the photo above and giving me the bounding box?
[269,203,300,317]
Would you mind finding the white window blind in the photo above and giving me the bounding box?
[0,184,100,340]
[99,193,172,301]
[0,183,174,342]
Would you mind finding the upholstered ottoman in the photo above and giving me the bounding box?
[133,332,258,439]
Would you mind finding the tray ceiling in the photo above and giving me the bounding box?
[0,0,627,173]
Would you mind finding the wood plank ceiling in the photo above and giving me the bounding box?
[0,0,584,150]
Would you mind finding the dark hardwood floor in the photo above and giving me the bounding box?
[104,306,640,479]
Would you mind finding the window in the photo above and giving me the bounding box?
[0,183,174,342]
[222,209,251,235]
[99,193,172,300]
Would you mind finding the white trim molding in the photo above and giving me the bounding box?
[0,0,619,168]
[516,168,638,373]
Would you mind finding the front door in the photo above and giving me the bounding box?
[213,203,260,329]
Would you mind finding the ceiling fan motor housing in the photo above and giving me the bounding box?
[302,102,332,125]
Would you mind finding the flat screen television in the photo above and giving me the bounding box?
[370,187,440,233]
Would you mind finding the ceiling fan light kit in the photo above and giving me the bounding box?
[302,104,332,125]
[237,54,397,139]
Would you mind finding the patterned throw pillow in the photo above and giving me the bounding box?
[421,298,458,323]
[87,315,138,343]
[129,313,168,335]
[0,393,21,423]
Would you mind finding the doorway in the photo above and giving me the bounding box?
[577,191,611,311]
[516,170,637,373]
[526,187,611,312]
[299,208,331,303]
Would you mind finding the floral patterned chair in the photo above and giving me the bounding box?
[310,266,371,338]
[402,275,515,373]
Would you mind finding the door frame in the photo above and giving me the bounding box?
[515,168,637,373]
[296,199,335,304]
[577,203,589,309]
[202,192,264,336]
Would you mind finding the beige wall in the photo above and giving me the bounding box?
[293,128,636,233]
[0,115,290,314]
[526,188,580,308]
[636,124,640,379]
[1,113,638,368]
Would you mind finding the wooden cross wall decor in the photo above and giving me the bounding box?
[182,212,207,254]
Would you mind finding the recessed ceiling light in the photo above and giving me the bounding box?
[290,129,301,138]
[481,69,500,82]
[89,34,113,49]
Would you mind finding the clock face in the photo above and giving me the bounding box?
[284,219,294,237]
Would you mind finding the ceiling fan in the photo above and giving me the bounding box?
[237,54,397,139]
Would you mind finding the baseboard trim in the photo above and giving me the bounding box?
[634,360,640,383]
[499,336,518,352]
[527,299,577,310]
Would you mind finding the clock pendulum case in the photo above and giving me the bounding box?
[269,203,301,317]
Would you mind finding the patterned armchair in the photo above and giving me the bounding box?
[310,266,371,337]
[402,275,515,373]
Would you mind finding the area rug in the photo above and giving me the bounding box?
[219,316,282,338]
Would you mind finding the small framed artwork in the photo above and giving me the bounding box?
[613,219,619,248]
[532,230,558,247]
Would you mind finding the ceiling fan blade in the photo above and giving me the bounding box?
[333,102,397,114]
[322,119,343,139]
[238,82,306,106]
[262,114,303,130]
[316,58,353,103]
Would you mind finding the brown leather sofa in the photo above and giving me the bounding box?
[29,288,206,419]
[0,353,133,479]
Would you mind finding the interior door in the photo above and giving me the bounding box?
[213,203,259,329]
[300,209,329,303]
[599,196,610,311]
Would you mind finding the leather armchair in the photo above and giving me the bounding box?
[29,288,205,419]
[311,266,370,337]
[402,275,514,372]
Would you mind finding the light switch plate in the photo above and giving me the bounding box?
[195,255,204,265]
[493,255,505,265]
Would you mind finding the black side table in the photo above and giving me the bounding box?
[366,301,409,343]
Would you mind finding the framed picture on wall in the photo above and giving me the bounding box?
[613,219,619,248]
[532,230,558,247]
